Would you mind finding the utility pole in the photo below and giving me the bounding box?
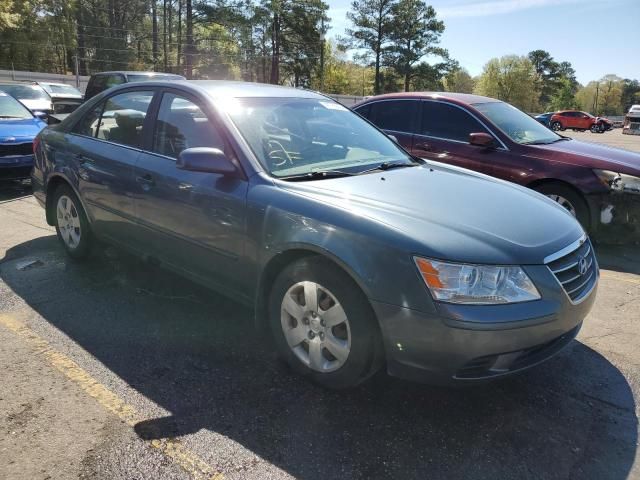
[74,55,80,88]
[319,18,325,92]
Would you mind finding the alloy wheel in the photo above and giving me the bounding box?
[56,195,82,249]
[280,281,351,373]
[546,194,577,217]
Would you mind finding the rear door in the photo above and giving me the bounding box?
[365,100,419,151]
[65,89,155,245]
[134,90,249,295]
[412,100,500,176]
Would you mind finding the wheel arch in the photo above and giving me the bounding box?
[527,177,594,228]
[254,245,373,331]
[44,174,88,226]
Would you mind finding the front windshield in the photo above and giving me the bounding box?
[0,84,49,100]
[0,94,33,119]
[226,97,413,177]
[42,84,82,96]
[474,101,562,145]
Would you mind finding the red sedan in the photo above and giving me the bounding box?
[550,110,612,133]
[353,93,640,239]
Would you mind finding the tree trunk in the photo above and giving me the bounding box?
[75,1,88,74]
[185,0,193,78]
[163,0,168,71]
[168,0,173,71]
[152,0,158,70]
[177,0,182,71]
[269,13,280,84]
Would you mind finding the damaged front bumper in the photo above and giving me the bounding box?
[587,192,640,242]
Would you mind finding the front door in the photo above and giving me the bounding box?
[411,100,499,177]
[134,91,249,296]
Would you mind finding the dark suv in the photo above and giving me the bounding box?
[354,93,640,239]
[84,71,186,100]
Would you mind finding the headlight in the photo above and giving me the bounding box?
[594,169,640,195]
[414,257,541,305]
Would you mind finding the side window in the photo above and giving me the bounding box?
[71,103,104,137]
[105,75,125,89]
[96,91,154,148]
[370,100,418,133]
[353,104,371,119]
[152,93,224,159]
[421,101,489,142]
[86,76,106,98]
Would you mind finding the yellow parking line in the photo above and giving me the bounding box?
[0,314,224,480]
[600,271,640,286]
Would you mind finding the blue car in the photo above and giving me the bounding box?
[0,92,47,181]
[534,112,554,128]
[32,81,597,388]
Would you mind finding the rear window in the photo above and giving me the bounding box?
[0,84,49,100]
[126,74,184,83]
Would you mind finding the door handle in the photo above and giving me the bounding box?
[414,142,432,151]
[178,182,193,191]
[75,154,93,165]
[136,174,156,188]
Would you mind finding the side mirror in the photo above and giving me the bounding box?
[469,132,495,148]
[176,147,237,175]
[387,134,398,143]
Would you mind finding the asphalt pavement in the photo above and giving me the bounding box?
[1,182,639,480]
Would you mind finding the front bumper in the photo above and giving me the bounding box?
[372,263,598,384]
[0,154,34,180]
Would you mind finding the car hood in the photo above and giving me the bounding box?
[0,117,46,139]
[277,163,584,265]
[18,99,52,112]
[529,139,640,175]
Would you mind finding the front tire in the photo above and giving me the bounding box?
[52,184,93,260]
[534,183,590,231]
[269,256,383,389]
[551,121,563,131]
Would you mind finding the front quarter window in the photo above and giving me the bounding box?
[225,97,414,178]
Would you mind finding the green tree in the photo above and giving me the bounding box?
[474,55,539,111]
[548,77,578,111]
[443,67,475,93]
[576,75,624,115]
[384,0,445,92]
[344,0,397,94]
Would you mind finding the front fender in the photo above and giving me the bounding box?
[250,184,437,314]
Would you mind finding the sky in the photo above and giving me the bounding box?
[325,0,639,85]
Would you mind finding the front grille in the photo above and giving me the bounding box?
[546,239,597,303]
[630,122,640,130]
[0,142,33,157]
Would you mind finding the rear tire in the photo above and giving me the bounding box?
[52,184,93,260]
[269,256,383,389]
[534,183,590,231]
[551,121,563,131]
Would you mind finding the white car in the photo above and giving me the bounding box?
[629,105,640,114]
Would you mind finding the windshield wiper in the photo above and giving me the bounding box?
[355,161,418,175]
[278,169,357,181]
[522,137,571,145]
[0,115,23,119]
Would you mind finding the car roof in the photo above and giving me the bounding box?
[355,91,501,106]
[92,71,184,77]
[106,79,328,100]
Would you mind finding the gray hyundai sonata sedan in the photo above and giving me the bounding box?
[32,81,598,388]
